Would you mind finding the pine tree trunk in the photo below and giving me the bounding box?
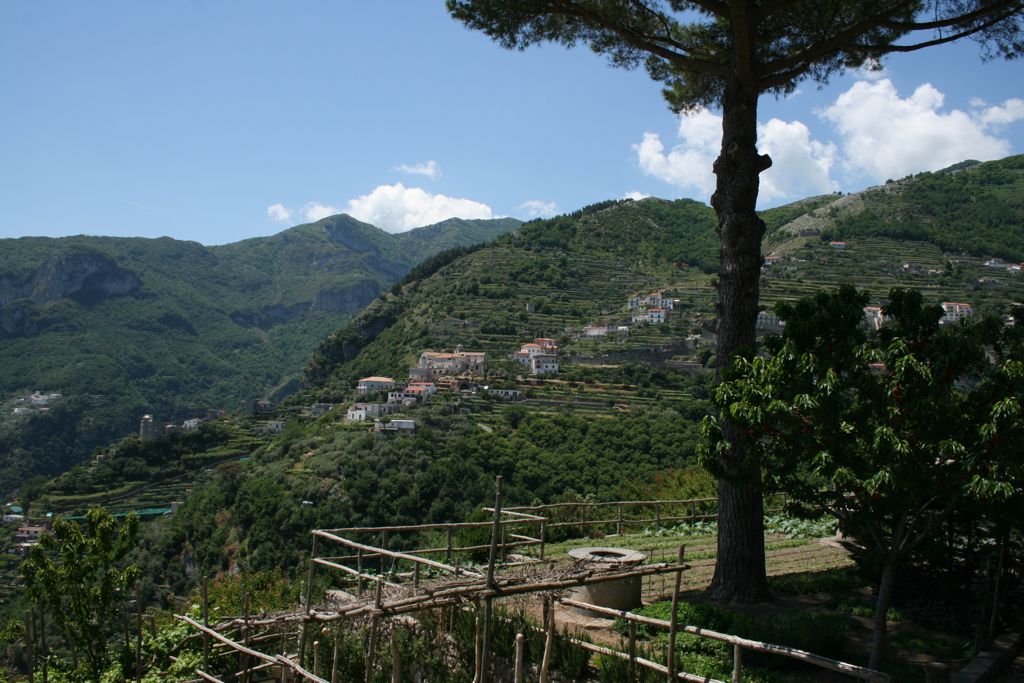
[706,53,772,602]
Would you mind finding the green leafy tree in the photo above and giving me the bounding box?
[699,286,1023,669]
[21,508,141,681]
[447,0,1024,602]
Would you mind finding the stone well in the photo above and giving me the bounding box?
[567,547,647,617]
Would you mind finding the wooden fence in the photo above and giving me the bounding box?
[175,481,889,683]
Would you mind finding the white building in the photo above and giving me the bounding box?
[530,353,559,375]
[346,403,390,422]
[941,302,973,324]
[628,291,675,311]
[356,376,398,394]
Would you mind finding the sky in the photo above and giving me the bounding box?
[1,2,1022,245]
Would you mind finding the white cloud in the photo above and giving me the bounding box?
[975,98,1024,127]
[622,191,651,201]
[821,79,1017,182]
[344,183,493,232]
[304,202,341,222]
[634,108,836,206]
[519,199,559,218]
[266,203,292,223]
[395,160,441,180]
[757,119,838,201]
[634,114,719,198]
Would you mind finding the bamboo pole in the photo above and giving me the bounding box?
[391,627,401,683]
[300,535,319,666]
[202,577,210,671]
[539,596,555,683]
[473,604,482,683]
[357,547,364,595]
[331,629,339,683]
[513,632,525,683]
[666,546,685,682]
[481,597,494,683]
[365,616,379,683]
[628,621,637,683]
[480,476,503,683]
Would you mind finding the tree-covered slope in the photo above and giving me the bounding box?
[302,198,721,395]
[770,155,1024,260]
[0,214,520,494]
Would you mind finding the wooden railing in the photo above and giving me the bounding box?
[556,596,890,682]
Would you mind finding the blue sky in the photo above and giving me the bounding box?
[1,1,1022,244]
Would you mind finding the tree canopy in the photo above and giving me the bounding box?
[449,0,1024,603]
[699,286,1024,667]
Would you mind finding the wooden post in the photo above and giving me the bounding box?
[732,643,743,683]
[473,604,482,683]
[481,476,503,683]
[331,630,339,683]
[617,504,623,536]
[628,621,637,683]
[357,547,364,596]
[446,526,454,564]
[580,504,586,538]
[365,616,379,683]
[513,632,525,683]
[135,582,143,683]
[391,627,401,683]
[414,562,421,589]
[313,640,320,678]
[202,577,210,671]
[655,504,661,530]
[539,596,555,683]
[666,546,685,682]
[539,519,547,561]
[481,597,494,683]
[299,534,319,668]
[486,476,503,588]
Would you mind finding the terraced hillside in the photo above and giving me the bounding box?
[0,214,519,494]
[304,158,1024,410]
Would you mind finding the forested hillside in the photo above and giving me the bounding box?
[0,214,519,494]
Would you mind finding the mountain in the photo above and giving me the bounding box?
[0,214,520,494]
[768,155,1024,259]
[23,155,1024,581]
[304,156,1024,397]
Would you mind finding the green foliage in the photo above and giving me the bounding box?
[613,600,850,679]
[825,157,1024,261]
[0,215,520,495]
[700,284,1024,665]
[21,508,141,681]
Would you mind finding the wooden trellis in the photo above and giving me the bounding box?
[176,479,887,682]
